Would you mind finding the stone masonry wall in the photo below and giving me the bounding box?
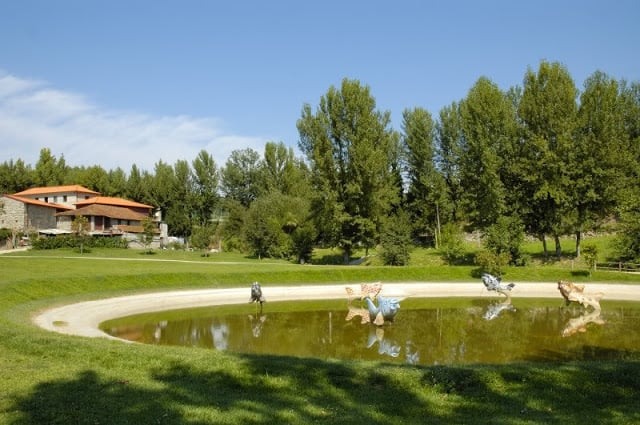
[0,197,26,230]
[26,204,57,230]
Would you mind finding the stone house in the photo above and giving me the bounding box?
[0,185,165,247]
[0,193,72,234]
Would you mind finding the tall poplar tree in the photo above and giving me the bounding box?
[459,77,516,230]
[436,102,464,223]
[259,141,310,198]
[191,150,219,226]
[402,107,446,246]
[34,148,66,187]
[165,159,194,238]
[571,71,628,256]
[126,164,147,202]
[220,148,261,208]
[518,61,577,256]
[297,78,399,263]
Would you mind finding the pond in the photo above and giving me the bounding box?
[101,298,640,365]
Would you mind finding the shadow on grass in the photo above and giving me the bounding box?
[8,355,640,424]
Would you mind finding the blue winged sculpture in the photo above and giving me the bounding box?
[364,296,400,326]
[481,273,515,299]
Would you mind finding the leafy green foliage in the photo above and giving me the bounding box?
[32,235,128,249]
[1,63,639,264]
[139,216,156,254]
[71,215,90,254]
[379,211,412,266]
[297,78,399,262]
[581,244,598,274]
[458,77,516,229]
[190,224,216,256]
[474,249,511,277]
[244,193,312,260]
[439,222,465,265]
[614,201,640,262]
[402,107,447,243]
[483,215,525,265]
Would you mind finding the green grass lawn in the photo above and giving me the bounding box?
[1,241,639,424]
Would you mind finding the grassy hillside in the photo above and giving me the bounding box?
[0,239,639,424]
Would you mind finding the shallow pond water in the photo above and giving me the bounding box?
[101,298,640,365]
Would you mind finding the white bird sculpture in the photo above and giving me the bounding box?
[481,273,515,298]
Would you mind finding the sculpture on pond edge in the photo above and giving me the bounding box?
[345,282,382,303]
[345,282,400,326]
[481,273,515,301]
[365,296,401,326]
[250,281,266,313]
[557,280,603,311]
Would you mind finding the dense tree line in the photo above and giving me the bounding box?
[2,61,639,264]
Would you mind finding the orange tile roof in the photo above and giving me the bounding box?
[56,204,149,221]
[74,196,153,209]
[14,185,100,196]
[3,194,73,210]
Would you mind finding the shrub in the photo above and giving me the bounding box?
[474,250,511,277]
[32,235,128,250]
[483,216,525,265]
[380,211,412,266]
[582,244,598,274]
[439,223,465,265]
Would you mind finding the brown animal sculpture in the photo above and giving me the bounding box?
[557,280,603,311]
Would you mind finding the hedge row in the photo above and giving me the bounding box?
[31,235,129,250]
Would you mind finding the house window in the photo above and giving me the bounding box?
[63,195,67,202]
[53,196,58,202]
[44,197,48,203]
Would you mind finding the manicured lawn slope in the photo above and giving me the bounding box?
[1,248,639,424]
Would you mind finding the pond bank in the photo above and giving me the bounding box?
[33,282,640,341]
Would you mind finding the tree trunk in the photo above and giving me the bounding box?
[575,230,582,258]
[554,234,562,258]
[539,234,548,258]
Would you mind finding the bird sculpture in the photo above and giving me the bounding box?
[481,273,515,299]
[249,282,266,312]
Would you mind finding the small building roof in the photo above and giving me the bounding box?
[14,185,100,196]
[56,204,149,221]
[2,194,73,210]
[74,196,153,210]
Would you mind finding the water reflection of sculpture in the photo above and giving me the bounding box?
[367,327,401,357]
[248,282,267,337]
[483,300,516,321]
[248,313,267,338]
[481,273,516,320]
[561,310,605,337]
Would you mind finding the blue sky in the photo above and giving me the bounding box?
[1,0,639,172]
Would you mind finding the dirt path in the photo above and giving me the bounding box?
[33,282,640,342]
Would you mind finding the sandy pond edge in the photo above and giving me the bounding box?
[33,282,640,342]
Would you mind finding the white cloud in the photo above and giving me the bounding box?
[0,71,266,172]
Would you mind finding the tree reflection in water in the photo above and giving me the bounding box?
[103,299,640,365]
